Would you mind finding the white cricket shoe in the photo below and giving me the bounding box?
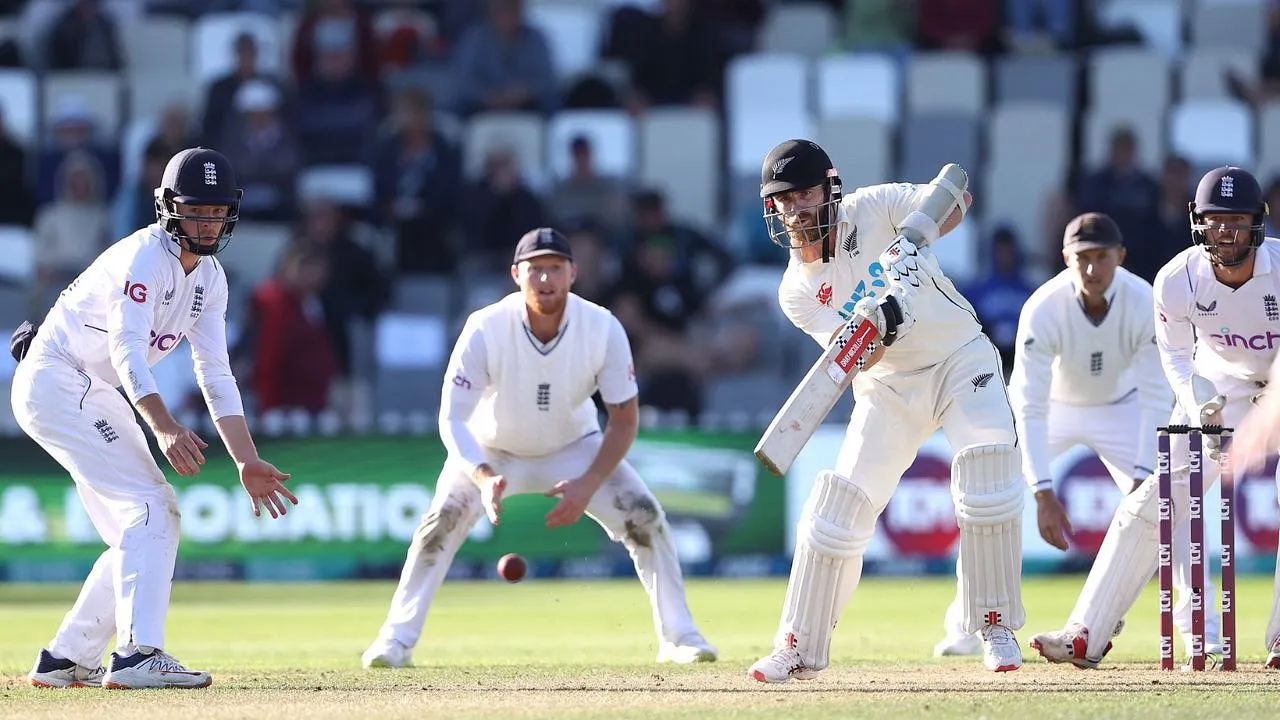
[1182,643,1223,672]
[980,624,1022,672]
[102,649,211,689]
[657,634,718,664]
[749,647,820,683]
[362,638,414,669]
[1265,636,1280,669]
[933,633,982,657]
[27,648,105,688]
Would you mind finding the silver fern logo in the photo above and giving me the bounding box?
[970,373,994,391]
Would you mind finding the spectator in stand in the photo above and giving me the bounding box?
[602,0,723,114]
[460,147,547,271]
[547,135,631,239]
[915,0,1002,54]
[249,241,338,413]
[449,0,557,117]
[373,86,461,275]
[45,0,122,71]
[964,226,1038,374]
[201,32,291,147]
[294,17,384,165]
[32,150,111,311]
[37,96,119,208]
[218,79,300,222]
[1073,126,1161,282]
[291,0,378,84]
[0,103,34,226]
[112,138,170,240]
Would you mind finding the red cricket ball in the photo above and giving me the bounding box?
[497,553,527,583]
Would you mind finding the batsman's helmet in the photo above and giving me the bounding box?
[1189,165,1268,267]
[760,139,843,253]
[154,147,243,256]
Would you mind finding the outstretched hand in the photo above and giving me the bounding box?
[239,458,297,519]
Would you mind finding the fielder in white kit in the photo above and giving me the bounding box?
[936,212,1179,657]
[748,140,1026,682]
[1030,166,1280,669]
[362,227,716,669]
[11,147,297,689]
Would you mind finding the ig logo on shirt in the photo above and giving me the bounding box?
[123,281,147,303]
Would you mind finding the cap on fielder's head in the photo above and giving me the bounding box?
[513,227,574,265]
[1062,212,1123,252]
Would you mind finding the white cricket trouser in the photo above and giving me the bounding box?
[778,335,1021,652]
[376,432,703,649]
[10,356,181,668]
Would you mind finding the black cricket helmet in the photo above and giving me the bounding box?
[760,139,842,254]
[1189,165,1268,267]
[154,147,243,256]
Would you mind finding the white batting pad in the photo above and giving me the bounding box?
[778,471,877,670]
[951,443,1025,633]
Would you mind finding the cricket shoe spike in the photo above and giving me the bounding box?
[362,638,414,669]
[27,648,105,688]
[1266,636,1280,669]
[933,633,982,657]
[981,624,1022,672]
[103,649,211,689]
[657,633,718,664]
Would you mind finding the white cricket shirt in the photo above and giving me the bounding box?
[29,224,243,419]
[439,292,638,467]
[1155,238,1280,415]
[778,182,983,374]
[1007,267,1173,487]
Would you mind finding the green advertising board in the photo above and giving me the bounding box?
[0,430,786,581]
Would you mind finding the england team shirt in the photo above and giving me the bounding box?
[1155,239,1280,416]
[30,224,243,419]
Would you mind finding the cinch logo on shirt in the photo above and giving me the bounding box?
[836,261,887,319]
[1210,330,1280,350]
[149,330,185,351]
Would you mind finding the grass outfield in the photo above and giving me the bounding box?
[1,575,1279,719]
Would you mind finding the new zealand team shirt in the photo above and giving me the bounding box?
[1154,238,1280,415]
[439,292,638,467]
[778,182,984,375]
[30,224,243,419]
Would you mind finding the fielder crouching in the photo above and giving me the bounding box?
[749,139,1026,682]
[362,227,716,668]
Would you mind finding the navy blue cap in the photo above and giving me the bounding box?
[513,227,573,264]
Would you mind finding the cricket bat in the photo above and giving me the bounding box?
[754,163,970,477]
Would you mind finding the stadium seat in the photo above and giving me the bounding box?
[1088,47,1171,111]
[526,2,604,82]
[906,52,986,116]
[1169,99,1254,167]
[816,116,891,189]
[994,53,1077,107]
[1097,0,1183,59]
[899,113,981,187]
[815,53,900,122]
[462,112,545,183]
[0,69,37,146]
[119,16,190,77]
[546,109,635,181]
[982,158,1059,255]
[1179,48,1258,100]
[0,225,34,285]
[392,275,455,316]
[728,110,814,209]
[757,3,838,60]
[127,70,198,126]
[119,117,157,188]
[43,73,123,140]
[372,367,444,417]
[374,313,449,371]
[1190,0,1267,54]
[639,107,720,231]
[191,13,283,86]
[297,165,375,208]
[932,216,979,287]
[987,104,1070,182]
[727,53,809,121]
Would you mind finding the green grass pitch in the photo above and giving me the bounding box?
[2,575,1279,718]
